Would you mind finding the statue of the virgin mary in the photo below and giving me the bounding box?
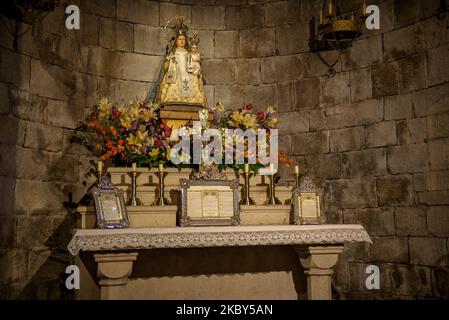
[155,18,207,109]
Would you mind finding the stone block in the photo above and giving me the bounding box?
[195,30,215,59]
[292,131,328,155]
[399,55,427,93]
[10,89,45,123]
[242,84,277,111]
[16,216,57,249]
[0,83,9,114]
[394,0,423,28]
[385,94,413,120]
[0,115,26,146]
[202,59,235,85]
[0,249,27,284]
[15,147,49,180]
[275,23,309,55]
[357,207,395,236]
[432,267,449,298]
[372,237,409,263]
[278,135,291,154]
[390,265,431,297]
[324,99,383,129]
[430,170,449,191]
[159,2,192,26]
[0,217,15,248]
[415,16,449,52]
[330,177,377,209]
[0,49,30,91]
[117,0,159,25]
[301,51,341,78]
[192,5,225,30]
[225,5,264,29]
[387,144,428,174]
[330,126,364,152]
[115,80,150,102]
[409,237,448,266]
[427,113,449,139]
[0,177,15,215]
[350,68,372,102]
[397,118,427,145]
[45,100,83,129]
[427,206,449,237]
[261,55,302,83]
[429,139,449,170]
[83,46,124,80]
[322,72,350,106]
[377,175,414,206]
[134,25,165,55]
[343,35,382,69]
[366,121,396,147]
[428,44,449,86]
[234,59,260,85]
[24,122,63,152]
[295,78,320,110]
[77,13,99,46]
[14,180,65,214]
[418,190,449,205]
[371,62,399,97]
[395,207,427,236]
[100,18,133,51]
[362,0,395,36]
[264,0,300,26]
[305,153,342,179]
[277,81,294,113]
[383,25,416,61]
[48,153,79,183]
[204,85,214,107]
[413,83,449,117]
[413,173,430,192]
[309,109,325,131]
[122,53,163,82]
[214,31,238,58]
[30,60,66,100]
[343,148,387,177]
[239,29,275,58]
[214,85,244,109]
[277,111,308,135]
[84,0,115,18]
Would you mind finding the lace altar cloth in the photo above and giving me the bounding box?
[68,225,372,255]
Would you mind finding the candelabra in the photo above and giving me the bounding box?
[128,163,142,206]
[155,163,169,206]
[240,164,255,205]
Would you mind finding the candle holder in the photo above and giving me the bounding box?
[266,173,281,205]
[240,170,255,205]
[155,165,170,206]
[127,168,142,206]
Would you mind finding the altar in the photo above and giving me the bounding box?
[68,225,371,300]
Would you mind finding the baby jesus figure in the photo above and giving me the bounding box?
[187,39,202,77]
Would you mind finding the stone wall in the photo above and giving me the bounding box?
[0,0,448,299]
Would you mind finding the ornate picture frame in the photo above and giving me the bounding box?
[292,177,325,225]
[179,178,241,226]
[91,175,129,229]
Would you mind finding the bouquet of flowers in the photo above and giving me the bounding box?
[84,98,173,167]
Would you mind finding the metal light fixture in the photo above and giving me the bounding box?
[309,0,367,77]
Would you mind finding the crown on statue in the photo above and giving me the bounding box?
[164,16,190,38]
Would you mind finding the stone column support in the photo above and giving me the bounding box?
[295,245,344,300]
[94,252,138,300]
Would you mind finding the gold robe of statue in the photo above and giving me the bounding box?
[155,39,207,108]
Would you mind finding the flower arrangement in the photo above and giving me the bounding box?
[85,98,172,167]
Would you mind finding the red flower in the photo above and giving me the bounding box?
[257,112,266,121]
[245,103,253,110]
[112,109,121,119]
[236,108,242,113]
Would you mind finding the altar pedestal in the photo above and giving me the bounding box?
[68,225,371,300]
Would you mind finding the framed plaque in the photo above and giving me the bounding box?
[91,175,129,229]
[179,178,240,226]
[292,177,325,225]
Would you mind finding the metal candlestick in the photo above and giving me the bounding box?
[128,170,142,206]
[266,174,281,205]
[155,165,169,206]
[240,171,255,205]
